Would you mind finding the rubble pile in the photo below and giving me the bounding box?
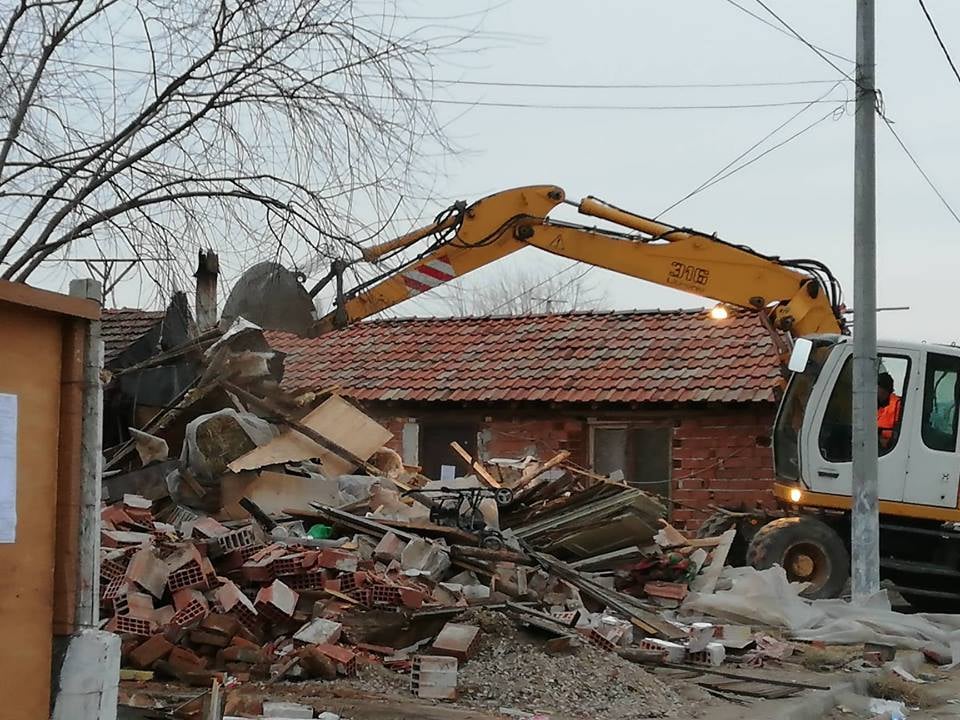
[101,319,753,718]
[455,611,678,719]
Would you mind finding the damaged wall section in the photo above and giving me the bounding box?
[373,404,777,531]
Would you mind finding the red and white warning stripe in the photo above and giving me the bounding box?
[401,255,456,296]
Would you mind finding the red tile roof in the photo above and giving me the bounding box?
[266,309,782,405]
[102,308,165,363]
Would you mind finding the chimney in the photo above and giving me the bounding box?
[194,249,219,331]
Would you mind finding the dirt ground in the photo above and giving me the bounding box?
[118,640,960,720]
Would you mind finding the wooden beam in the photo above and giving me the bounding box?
[449,441,501,488]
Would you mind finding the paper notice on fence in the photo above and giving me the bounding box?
[0,394,17,543]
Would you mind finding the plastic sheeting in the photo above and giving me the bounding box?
[682,565,960,655]
[180,409,277,480]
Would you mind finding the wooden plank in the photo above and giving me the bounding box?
[0,303,65,719]
[516,450,571,489]
[449,442,501,488]
[0,279,99,319]
[219,470,340,520]
[53,319,84,635]
[690,528,736,594]
[228,393,391,477]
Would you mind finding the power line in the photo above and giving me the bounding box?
[917,0,960,87]
[742,0,960,228]
[747,0,856,83]
[9,51,843,92]
[657,81,846,217]
[432,77,842,90]
[690,106,843,198]
[541,107,843,303]
[378,96,850,112]
[881,117,960,224]
[722,0,855,65]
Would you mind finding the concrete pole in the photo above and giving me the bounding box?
[851,0,880,600]
[69,278,104,627]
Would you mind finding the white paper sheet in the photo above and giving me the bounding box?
[0,393,17,543]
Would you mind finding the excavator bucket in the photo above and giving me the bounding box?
[221,262,316,335]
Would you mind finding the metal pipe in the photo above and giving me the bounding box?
[851,0,880,600]
[577,196,690,240]
[360,213,460,261]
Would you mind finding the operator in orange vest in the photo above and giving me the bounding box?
[877,372,903,449]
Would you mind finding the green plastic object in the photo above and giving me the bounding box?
[307,523,333,539]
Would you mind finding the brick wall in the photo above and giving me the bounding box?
[670,407,778,530]
[363,402,777,532]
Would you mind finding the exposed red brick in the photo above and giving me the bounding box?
[313,644,357,677]
[430,623,480,661]
[128,634,174,669]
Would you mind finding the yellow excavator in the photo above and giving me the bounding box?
[226,185,960,608]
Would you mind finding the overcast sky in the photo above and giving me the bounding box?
[380,0,960,345]
[43,1,958,345]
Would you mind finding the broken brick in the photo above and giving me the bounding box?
[255,580,299,624]
[125,545,171,598]
[189,629,232,648]
[643,581,688,602]
[318,548,358,572]
[312,644,357,677]
[128,634,174,669]
[430,623,480,661]
[199,613,241,639]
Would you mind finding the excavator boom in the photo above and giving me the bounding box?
[313,185,844,338]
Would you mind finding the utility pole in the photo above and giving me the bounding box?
[851,0,880,599]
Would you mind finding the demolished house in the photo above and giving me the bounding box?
[102,292,199,447]
[266,309,783,530]
[98,316,763,717]
[101,315,960,719]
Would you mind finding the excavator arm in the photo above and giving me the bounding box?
[313,185,844,339]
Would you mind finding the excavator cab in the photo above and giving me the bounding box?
[751,337,960,605]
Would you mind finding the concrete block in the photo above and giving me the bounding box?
[688,641,726,666]
[687,622,715,653]
[263,700,313,717]
[430,623,480,660]
[293,618,342,645]
[126,545,170,598]
[400,538,450,578]
[639,638,686,663]
[713,624,753,649]
[411,655,457,700]
[51,629,121,720]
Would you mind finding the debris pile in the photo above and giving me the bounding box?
[99,319,763,717]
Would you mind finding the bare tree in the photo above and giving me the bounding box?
[0,0,464,296]
[437,265,609,316]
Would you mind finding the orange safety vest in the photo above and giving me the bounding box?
[877,393,903,446]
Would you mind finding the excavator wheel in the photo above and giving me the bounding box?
[746,516,848,599]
